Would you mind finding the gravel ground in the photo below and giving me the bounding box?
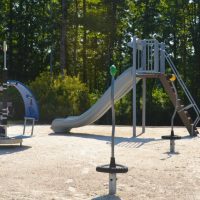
[0,125,200,200]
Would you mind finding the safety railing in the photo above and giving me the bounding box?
[164,51,200,130]
[131,38,165,73]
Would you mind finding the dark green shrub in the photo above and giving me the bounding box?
[115,93,132,125]
[149,87,173,125]
[29,72,90,122]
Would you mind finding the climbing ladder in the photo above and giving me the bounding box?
[129,37,200,136]
[164,52,200,135]
[160,74,199,136]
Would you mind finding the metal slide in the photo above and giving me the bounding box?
[51,67,140,133]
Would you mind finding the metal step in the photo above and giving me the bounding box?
[159,74,196,136]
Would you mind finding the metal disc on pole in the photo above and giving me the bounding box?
[96,65,128,195]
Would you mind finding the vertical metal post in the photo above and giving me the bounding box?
[23,118,27,135]
[111,76,115,158]
[141,40,146,133]
[132,37,137,137]
[147,42,149,71]
[171,81,178,132]
[160,42,165,73]
[31,119,35,136]
[142,78,146,133]
[141,40,146,71]
[170,140,175,153]
[139,49,141,69]
[191,124,194,136]
[150,43,153,71]
[109,173,116,195]
[154,39,159,72]
[109,65,117,195]
[170,79,177,153]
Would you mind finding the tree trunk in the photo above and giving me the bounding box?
[82,0,87,83]
[72,0,78,76]
[188,1,200,97]
[60,0,67,76]
[8,0,13,79]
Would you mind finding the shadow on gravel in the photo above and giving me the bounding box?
[49,132,161,148]
[160,151,180,160]
[0,145,31,155]
[92,195,121,200]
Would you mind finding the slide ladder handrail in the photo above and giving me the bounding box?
[164,51,200,129]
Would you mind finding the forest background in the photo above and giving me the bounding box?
[0,0,199,126]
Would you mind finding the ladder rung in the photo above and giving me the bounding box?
[178,104,187,114]
[178,104,193,113]
[187,117,192,122]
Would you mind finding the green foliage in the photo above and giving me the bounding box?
[152,87,170,109]
[0,0,199,125]
[115,94,132,125]
[147,86,173,125]
[28,72,91,122]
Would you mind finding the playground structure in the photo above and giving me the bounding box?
[0,41,39,145]
[129,36,200,137]
[51,36,200,137]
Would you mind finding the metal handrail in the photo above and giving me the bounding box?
[164,51,200,128]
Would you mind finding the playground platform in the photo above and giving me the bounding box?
[0,125,200,200]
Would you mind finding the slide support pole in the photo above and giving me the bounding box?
[132,37,137,137]
[142,78,146,133]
